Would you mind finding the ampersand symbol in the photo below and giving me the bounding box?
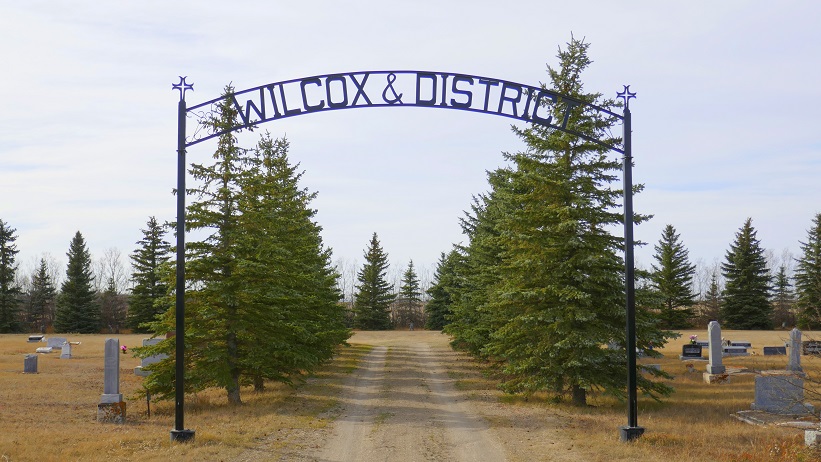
[382,73,403,105]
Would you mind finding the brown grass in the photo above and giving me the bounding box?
[3,330,821,461]
[0,333,369,461]
[451,329,821,462]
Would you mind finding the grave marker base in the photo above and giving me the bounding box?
[97,402,126,424]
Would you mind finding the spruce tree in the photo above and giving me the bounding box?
[27,258,57,333]
[0,219,21,333]
[138,103,349,403]
[127,216,171,332]
[55,231,100,333]
[353,233,394,330]
[444,172,509,357]
[772,265,794,328]
[425,250,460,330]
[395,260,423,328]
[650,224,697,329]
[703,271,722,323]
[795,213,821,329]
[720,218,772,329]
[478,37,672,404]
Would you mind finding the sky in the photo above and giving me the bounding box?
[2,1,819,288]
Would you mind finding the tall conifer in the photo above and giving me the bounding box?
[425,250,460,330]
[471,37,672,404]
[650,224,697,329]
[353,233,394,330]
[27,258,57,332]
[720,218,772,329]
[55,231,100,333]
[127,216,171,332]
[795,213,821,329]
[0,219,21,333]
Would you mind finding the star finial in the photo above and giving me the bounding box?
[617,85,636,110]
[172,76,194,102]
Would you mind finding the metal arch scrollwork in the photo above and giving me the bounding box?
[180,70,626,153]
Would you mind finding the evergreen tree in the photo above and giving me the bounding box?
[54,231,100,333]
[702,271,722,323]
[353,233,394,330]
[650,224,697,329]
[394,260,423,328]
[443,179,508,357]
[127,216,171,332]
[425,250,460,330]
[0,219,21,333]
[138,100,348,403]
[469,37,672,405]
[99,277,127,333]
[720,218,772,329]
[795,213,821,329]
[27,258,57,333]
[771,265,795,328]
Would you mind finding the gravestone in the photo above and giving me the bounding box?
[27,335,45,343]
[134,338,167,376]
[722,345,749,356]
[802,340,821,355]
[680,344,703,360]
[788,328,803,373]
[763,346,787,355]
[704,321,728,383]
[24,354,38,373]
[60,343,72,359]
[35,347,53,354]
[730,341,752,348]
[97,338,126,423]
[46,337,67,350]
[751,371,814,415]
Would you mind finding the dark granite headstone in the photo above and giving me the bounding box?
[681,344,703,358]
[763,346,787,355]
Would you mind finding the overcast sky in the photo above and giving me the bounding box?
[2,1,819,286]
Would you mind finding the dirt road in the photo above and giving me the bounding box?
[239,331,582,462]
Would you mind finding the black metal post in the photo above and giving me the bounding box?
[171,94,195,443]
[619,106,644,442]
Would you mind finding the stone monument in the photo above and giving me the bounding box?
[788,328,803,373]
[60,343,72,359]
[704,321,728,383]
[97,338,126,423]
[24,354,38,373]
[134,338,167,376]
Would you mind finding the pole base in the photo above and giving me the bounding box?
[619,426,645,442]
[170,429,195,443]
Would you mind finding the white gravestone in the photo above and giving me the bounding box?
[98,338,126,423]
[788,328,803,373]
[101,339,122,402]
[706,321,725,374]
[46,337,67,350]
[134,338,167,376]
[60,343,72,359]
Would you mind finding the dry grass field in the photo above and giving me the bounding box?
[2,330,821,461]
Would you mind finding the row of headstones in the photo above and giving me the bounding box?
[24,336,166,424]
[683,323,816,421]
[681,324,804,372]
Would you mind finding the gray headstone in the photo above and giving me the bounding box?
[134,338,167,376]
[763,346,787,355]
[752,373,814,415]
[35,347,53,354]
[789,328,803,373]
[706,321,725,374]
[46,337,67,349]
[60,343,72,359]
[101,338,122,402]
[24,354,38,373]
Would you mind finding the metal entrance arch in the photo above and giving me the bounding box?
[170,71,642,442]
